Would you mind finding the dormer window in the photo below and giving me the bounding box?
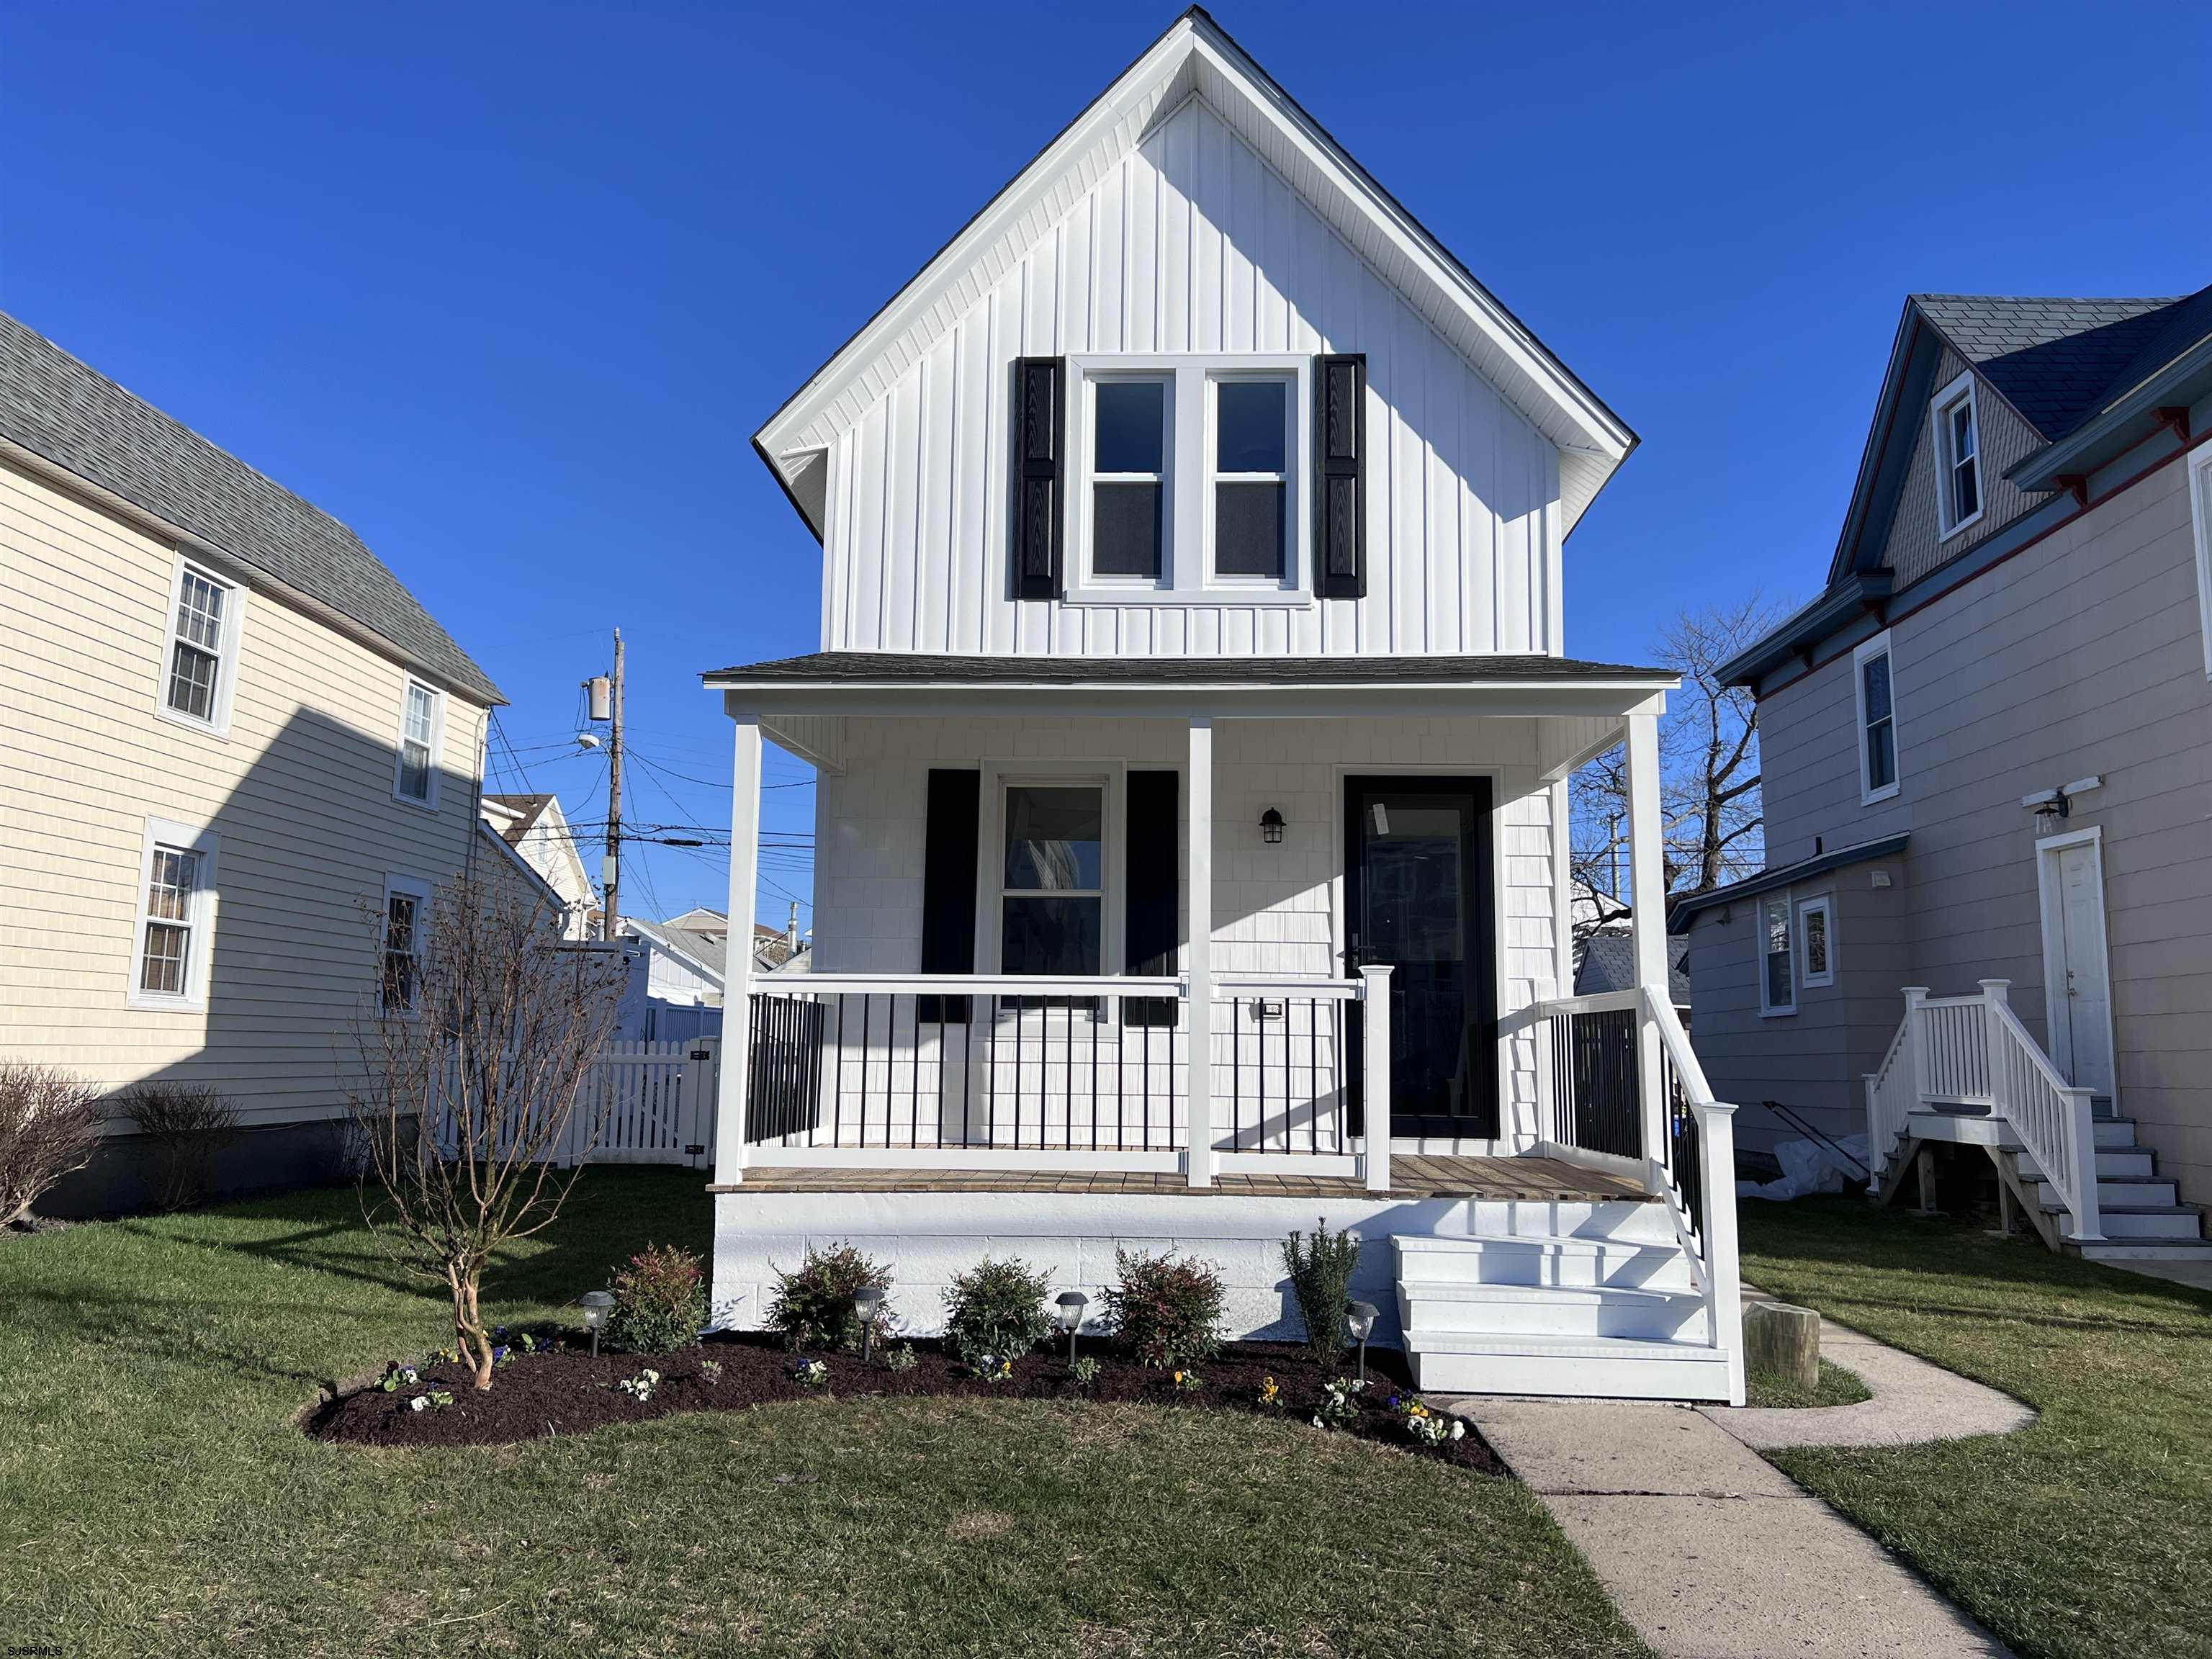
[1933,372,1982,539]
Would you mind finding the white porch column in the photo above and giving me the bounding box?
[1185,716,1215,1188]
[711,715,763,1187]
[1624,710,1668,1161]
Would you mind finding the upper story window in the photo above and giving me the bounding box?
[158,557,244,734]
[1854,631,1898,805]
[129,817,218,1010]
[1932,372,1983,539]
[394,678,442,808]
[1064,354,1310,604]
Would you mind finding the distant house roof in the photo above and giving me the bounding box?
[667,907,731,936]
[476,819,566,914]
[1574,932,1690,1007]
[0,310,501,705]
[1668,834,1910,929]
[622,917,727,985]
[481,793,557,845]
[1910,293,2188,441]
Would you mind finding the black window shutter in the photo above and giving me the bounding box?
[1123,769,1179,1028]
[1314,354,1367,599]
[1014,356,1064,599]
[919,768,981,1022]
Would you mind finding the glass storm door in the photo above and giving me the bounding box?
[1344,777,1498,1139]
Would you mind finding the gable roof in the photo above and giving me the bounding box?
[1911,293,2187,442]
[0,310,501,705]
[623,916,727,984]
[481,792,557,844]
[752,6,1635,539]
[1573,931,1690,1007]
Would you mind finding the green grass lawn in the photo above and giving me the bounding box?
[1742,1357,1869,1410]
[0,1169,1645,1658]
[1740,1197,2212,1659]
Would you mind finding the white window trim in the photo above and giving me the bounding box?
[974,760,1126,986]
[1758,891,1796,1018]
[1853,629,1900,806]
[127,816,219,1012]
[2187,441,2212,681]
[1931,370,1985,541]
[392,677,446,811]
[1797,893,1835,989]
[379,873,433,1016]
[1062,354,1313,607]
[153,554,248,738]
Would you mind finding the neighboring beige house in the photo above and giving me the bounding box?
[0,310,508,1211]
[1680,287,2212,1261]
[481,791,600,939]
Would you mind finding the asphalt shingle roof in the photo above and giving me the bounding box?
[1912,292,2199,441]
[0,310,501,704]
[1573,931,1691,1007]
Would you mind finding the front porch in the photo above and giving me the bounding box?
[701,652,1745,1401]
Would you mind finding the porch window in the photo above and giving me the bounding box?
[1089,378,1169,580]
[1760,894,1794,1016]
[128,817,218,1010]
[1855,631,1897,804]
[1933,372,1982,538]
[394,678,442,807]
[999,783,1103,977]
[1210,376,1290,580]
[160,559,240,732]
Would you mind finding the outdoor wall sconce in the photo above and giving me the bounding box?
[853,1285,886,1363]
[1055,1290,1089,1364]
[1260,807,1285,845]
[579,1290,614,1357]
[1346,1300,1379,1384]
[2033,787,2071,829]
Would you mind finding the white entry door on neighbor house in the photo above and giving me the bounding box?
[2045,837,2116,1100]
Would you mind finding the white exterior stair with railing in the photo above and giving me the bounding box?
[1393,986,1745,1403]
[1867,981,2208,1260]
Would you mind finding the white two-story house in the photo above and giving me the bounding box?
[0,310,512,1212]
[701,8,1745,1401]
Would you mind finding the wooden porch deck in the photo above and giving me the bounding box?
[714,1154,1651,1202]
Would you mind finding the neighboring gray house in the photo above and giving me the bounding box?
[1575,929,1690,1020]
[1678,287,2212,1259]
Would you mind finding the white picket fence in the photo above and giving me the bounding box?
[559,1038,719,1169]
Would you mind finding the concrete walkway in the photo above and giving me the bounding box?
[1702,1298,2036,1451]
[1462,1396,2013,1657]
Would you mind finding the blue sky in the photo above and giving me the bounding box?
[6,2,2208,933]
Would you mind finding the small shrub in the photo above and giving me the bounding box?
[120,1082,240,1210]
[0,1063,104,1228]
[699,1359,724,1385]
[941,1256,1055,1364]
[1102,1248,1225,1367]
[884,1342,918,1374]
[604,1243,706,1353]
[1068,1355,1100,1388]
[1281,1218,1362,1364]
[767,1242,890,1352]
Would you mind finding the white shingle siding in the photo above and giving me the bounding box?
[815,96,1563,662]
[0,454,490,1126]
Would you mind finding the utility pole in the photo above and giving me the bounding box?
[592,629,625,941]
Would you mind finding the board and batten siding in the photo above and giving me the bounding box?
[807,714,1565,1148]
[814,94,1563,662]
[1696,454,2212,1201]
[1878,345,2045,590]
[0,454,492,1127]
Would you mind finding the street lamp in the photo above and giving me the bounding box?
[853,1285,886,1364]
[580,1290,614,1357]
[1346,1300,1379,1385]
[1055,1290,1089,1365]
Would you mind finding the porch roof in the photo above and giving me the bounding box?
[704,650,1673,691]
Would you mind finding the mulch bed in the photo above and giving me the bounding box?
[304,1331,1506,1474]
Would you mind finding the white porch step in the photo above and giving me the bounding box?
[1403,1331,1733,1402]
[2054,1206,2206,1241]
[1393,1233,1699,1294]
[2034,1177,2177,1210]
[2094,1118,2135,1148]
[2074,1238,2212,1262]
[2011,1147,2154,1181]
[1398,1280,1711,1342]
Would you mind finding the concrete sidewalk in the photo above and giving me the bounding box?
[1459,1398,2012,1658]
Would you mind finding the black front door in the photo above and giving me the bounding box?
[1344,776,1498,1139]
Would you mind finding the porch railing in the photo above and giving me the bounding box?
[1864,981,2102,1241]
[734,968,1390,1186]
